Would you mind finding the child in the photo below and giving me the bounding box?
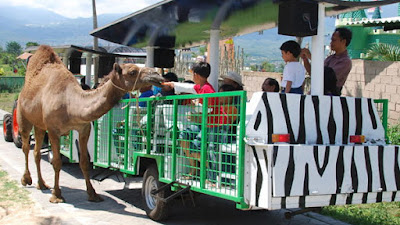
[162,62,218,178]
[280,40,305,94]
[262,77,280,92]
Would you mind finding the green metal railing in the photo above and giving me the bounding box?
[93,91,247,206]
[374,99,389,143]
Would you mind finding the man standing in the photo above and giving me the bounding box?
[301,27,352,95]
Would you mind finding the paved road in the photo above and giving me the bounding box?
[0,109,350,225]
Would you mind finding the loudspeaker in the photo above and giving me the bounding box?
[278,0,318,37]
[154,48,175,68]
[98,56,115,78]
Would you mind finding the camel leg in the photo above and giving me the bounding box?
[78,124,103,202]
[47,131,65,203]
[18,114,33,186]
[33,127,50,190]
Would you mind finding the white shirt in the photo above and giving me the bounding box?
[281,62,305,89]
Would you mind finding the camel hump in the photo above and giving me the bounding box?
[26,45,63,78]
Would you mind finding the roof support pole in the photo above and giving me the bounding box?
[209,29,220,90]
[146,46,155,67]
[310,3,325,95]
[85,53,92,88]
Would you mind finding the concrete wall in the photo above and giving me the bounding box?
[343,59,400,125]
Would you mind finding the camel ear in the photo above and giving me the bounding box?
[113,63,122,74]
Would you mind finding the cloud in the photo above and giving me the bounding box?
[0,0,161,18]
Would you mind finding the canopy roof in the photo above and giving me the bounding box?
[343,16,400,31]
[91,0,400,49]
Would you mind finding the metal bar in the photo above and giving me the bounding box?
[69,130,73,163]
[171,99,178,180]
[374,99,389,143]
[108,108,113,167]
[237,91,247,202]
[94,120,98,163]
[200,97,209,189]
[124,103,130,170]
[146,101,152,154]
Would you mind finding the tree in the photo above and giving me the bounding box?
[366,43,400,61]
[26,42,39,48]
[261,60,275,72]
[6,41,22,55]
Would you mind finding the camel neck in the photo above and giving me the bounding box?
[72,80,126,122]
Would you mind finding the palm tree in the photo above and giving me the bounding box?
[365,43,400,61]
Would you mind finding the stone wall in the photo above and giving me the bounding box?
[242,71,282,99]
[241,60,400,125]
[343,59,400,125]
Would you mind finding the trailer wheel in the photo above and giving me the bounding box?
[3,114,13,142]
[142,164,168,221]
[12,101,22,148]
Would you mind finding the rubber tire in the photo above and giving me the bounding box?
[11,100,22,148]
[142,164,169,221]
[3,114,13,142]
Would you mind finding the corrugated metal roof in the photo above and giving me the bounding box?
[343,16,400,26]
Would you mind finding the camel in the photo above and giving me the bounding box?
[17,45,164,203]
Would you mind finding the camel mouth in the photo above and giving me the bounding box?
[142,73,165,87]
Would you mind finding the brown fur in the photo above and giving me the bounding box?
[17,45,163,203]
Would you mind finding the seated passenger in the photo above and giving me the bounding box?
[262,78,280,92]
[162,62,218,179]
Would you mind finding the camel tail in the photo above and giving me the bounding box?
[26,45,63,78]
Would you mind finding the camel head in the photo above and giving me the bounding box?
[110,63,164,92]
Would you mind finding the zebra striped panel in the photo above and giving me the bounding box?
[244,145,400,210]
[245,92,385,145]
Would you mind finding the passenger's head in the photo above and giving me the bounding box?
[163,72,178,82]
[262,78,280,92]
[280,40,301,61]
[219,84,235,105]
[221,71,243,90]
[334,27,352,47]
[324,66,339,96]
[331,27,352,53]
[192,62,211,78]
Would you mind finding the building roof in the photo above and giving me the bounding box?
[343,16,400,31]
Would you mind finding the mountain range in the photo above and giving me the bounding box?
[0,4,398,63]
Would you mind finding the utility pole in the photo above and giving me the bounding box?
[92,0,99,85]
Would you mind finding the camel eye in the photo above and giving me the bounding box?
[129,71,137,76]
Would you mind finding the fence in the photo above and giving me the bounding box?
[0,77,25,93]
[93,91,247,202]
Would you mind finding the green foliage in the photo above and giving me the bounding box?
[366,43,400,61]
[388,123,400,145]
[322,202,400,225]
[0,68,4,76]
[26,42,39,47]
[6,41,22,55]
[261,61,275,72]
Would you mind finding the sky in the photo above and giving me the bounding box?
[0,0,163,18]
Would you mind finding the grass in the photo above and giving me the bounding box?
[322,202,400,225]
[0,167,33,210]
[320,124,400,225]
[0,92,18,113]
